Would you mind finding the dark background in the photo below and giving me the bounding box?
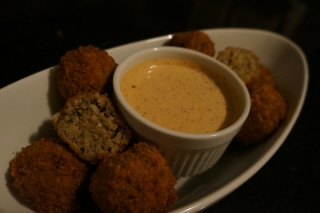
[1,0,319,212]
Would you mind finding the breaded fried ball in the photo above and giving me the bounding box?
[9,138,90,213]
[258,65,275,87]
[52,92,132,164]
[56,45,117,99]
[89,142,178,213]
[167,30,215,56]
[236,84,286,145]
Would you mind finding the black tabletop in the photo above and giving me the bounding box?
[1,1,319,212]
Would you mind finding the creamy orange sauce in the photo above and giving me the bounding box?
[120,58,238,134]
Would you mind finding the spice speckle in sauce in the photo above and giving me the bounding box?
[121,58,238,133]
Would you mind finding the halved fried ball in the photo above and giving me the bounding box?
[9,138,90,213]
[89,142,178,213]
[52,92,132,164]
[56,45,117,99]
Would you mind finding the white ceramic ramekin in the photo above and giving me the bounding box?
[113,46,250,178]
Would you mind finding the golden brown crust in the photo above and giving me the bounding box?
[89,142,178,213]
[9,138,90,213]
[56,45,117,99]
[167,31,215,56]
[257,65,275,87]
[52,92,132,164]
[236,84,286,145]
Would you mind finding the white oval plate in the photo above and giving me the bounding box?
[0,28,308,213]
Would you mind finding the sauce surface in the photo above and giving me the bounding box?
[120,58,238,133]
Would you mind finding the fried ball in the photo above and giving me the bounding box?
[236,84,286,145]
[9,138,90,213]
[52,92,132,164]
[89,142,178,213]
[257,65,275,87]
[217,46,262,87]
[167,30,215,56]
[56,45,117,99]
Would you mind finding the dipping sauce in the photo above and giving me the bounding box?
[120,58,238,134]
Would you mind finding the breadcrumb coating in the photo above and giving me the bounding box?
[9,138,90,213]
[89,142,178,213]
[257,65,275,87]
[56,45,117,99]
[236,84,286,145]
[167,31,215,56]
